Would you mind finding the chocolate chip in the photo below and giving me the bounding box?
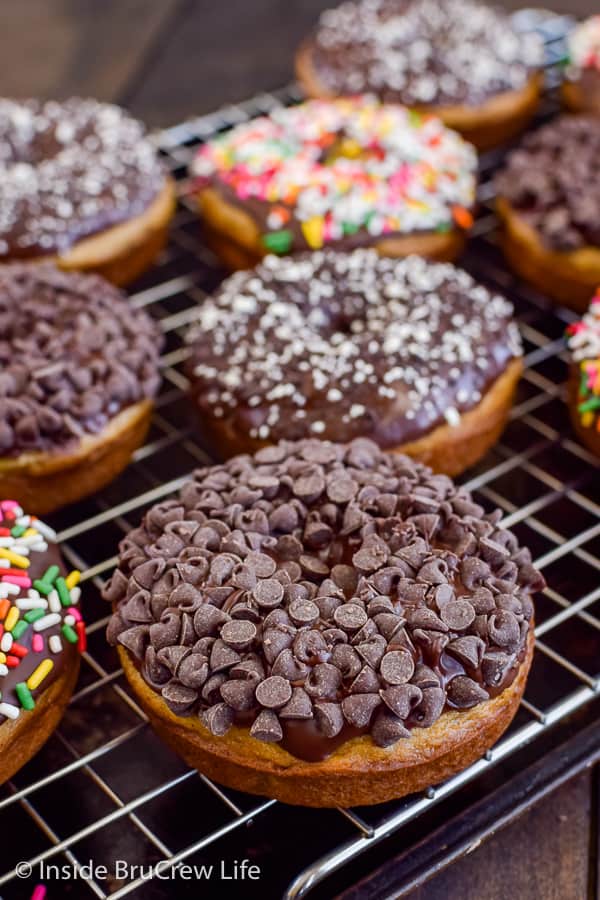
[440,599,476,631]
[255,675,292,709]
[220,679,256,711]
[202,702,234,736]
[350,665,381,694]
[117,625,149,660]
[372,708,410,747]
[253,578,284,609]
[314,595,342,620]
[447,635,486,669]
[326,477,358,503]
[322,626,348,646]
[299,554,330,577]
[272,648,310,681]
[353,541,388,573]
[417,558,448,584]
[178,653,209,689]
[305,663,342,699]
[342,693,381,728]
[331,564,358,596]
[481,651,515,687]
[142,645,171,689]
[407,608,449,632]
[460,557,491,589]
[209,639,241,672]
[293,470,326,501]
[314,701,344,738]
[232,565,257,591]
[161,682,197,715]
[368,595,394,615]
[432,583,455,610]
[334,603,368,631]
[230,656,265,682]
[373,612,404,641]
[269,503,299,533]
[488,609,521,649]
[245,551,276,577]
[289,598,320,627]
[447,676,489,709]
[470,587,495,614]
[149,610,181,650]
[156,645,190,675]
[304,519,333,549]
[380,683,423,719]
[355,634,387,669]
[262,627,294,664]
[293,629,327,663]
[279,686,313,719]
[380,650,415,685]
[250,709,283,742]
[220,619,257,650]
[331,643,362,679]
[193,604,229,638]
[411,686,445,727]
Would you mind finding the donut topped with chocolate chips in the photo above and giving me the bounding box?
[105,439,544,760]
[303,0,543,107]
[0,263,163,457]
[0,98,166,259]
[496,116,600,252]
[186,250,522,448]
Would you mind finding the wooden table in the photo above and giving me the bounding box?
[1,3,598,899]
[0,0,594,126]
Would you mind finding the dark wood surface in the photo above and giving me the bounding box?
[1,3,597,899]
[0,0,595,126]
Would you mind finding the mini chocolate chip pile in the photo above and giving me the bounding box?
[105,439,544,759]
[306,0,542,106]
[187,251,521,447]
[0,263,163,456]
[496,116,600,252]
[0,97,166,258]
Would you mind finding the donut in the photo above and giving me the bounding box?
[495,116,600,313]
[0,500,82,785]
[104,439,544,807]
[0,98,176,285]
[0,263,163,514]
[185,251,522,476]
[562,16,600,116]
[566,290,600,457]
[191,97,477,269]
[295,0,543,150]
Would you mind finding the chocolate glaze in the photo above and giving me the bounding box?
[0,98,166,259]
[0,263,163,456]
[105,440,544,762]
[186,251,522,448]
[0,510,77,724]
[305,0,543,107]
[496,116,600,251]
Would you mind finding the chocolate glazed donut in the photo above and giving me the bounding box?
[105,439,544,807]
[0,264,163,513]
[186,251,523,476]
[496,116,600,313]
[0,98,176,285]
[295,0,543,150]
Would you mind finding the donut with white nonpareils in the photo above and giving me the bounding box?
[0,263,163,513]
[105,439,544,806]
[186,251,523,475]
[0,500,82,785]
[0,98,176,284]
[192,97,477,269]
[296,0,543,149]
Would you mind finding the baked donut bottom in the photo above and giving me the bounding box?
[567,365,600,458]
[295,44,541,151]
[496,198,600,313]
[190,357,522,477]
[1,179,177,287]
[118,632,532,807]
[0,399,154,515]
[562,76,600,116]
[0,654,79,785]
[197,187,466,271]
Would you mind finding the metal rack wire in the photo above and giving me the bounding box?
[1,9,599,899]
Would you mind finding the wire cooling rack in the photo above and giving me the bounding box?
[1,9,599,900]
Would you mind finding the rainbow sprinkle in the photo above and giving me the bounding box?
[566,291,600,431]
[567,16,600,73]
[0,500,84,723]
[193,97,477,253]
